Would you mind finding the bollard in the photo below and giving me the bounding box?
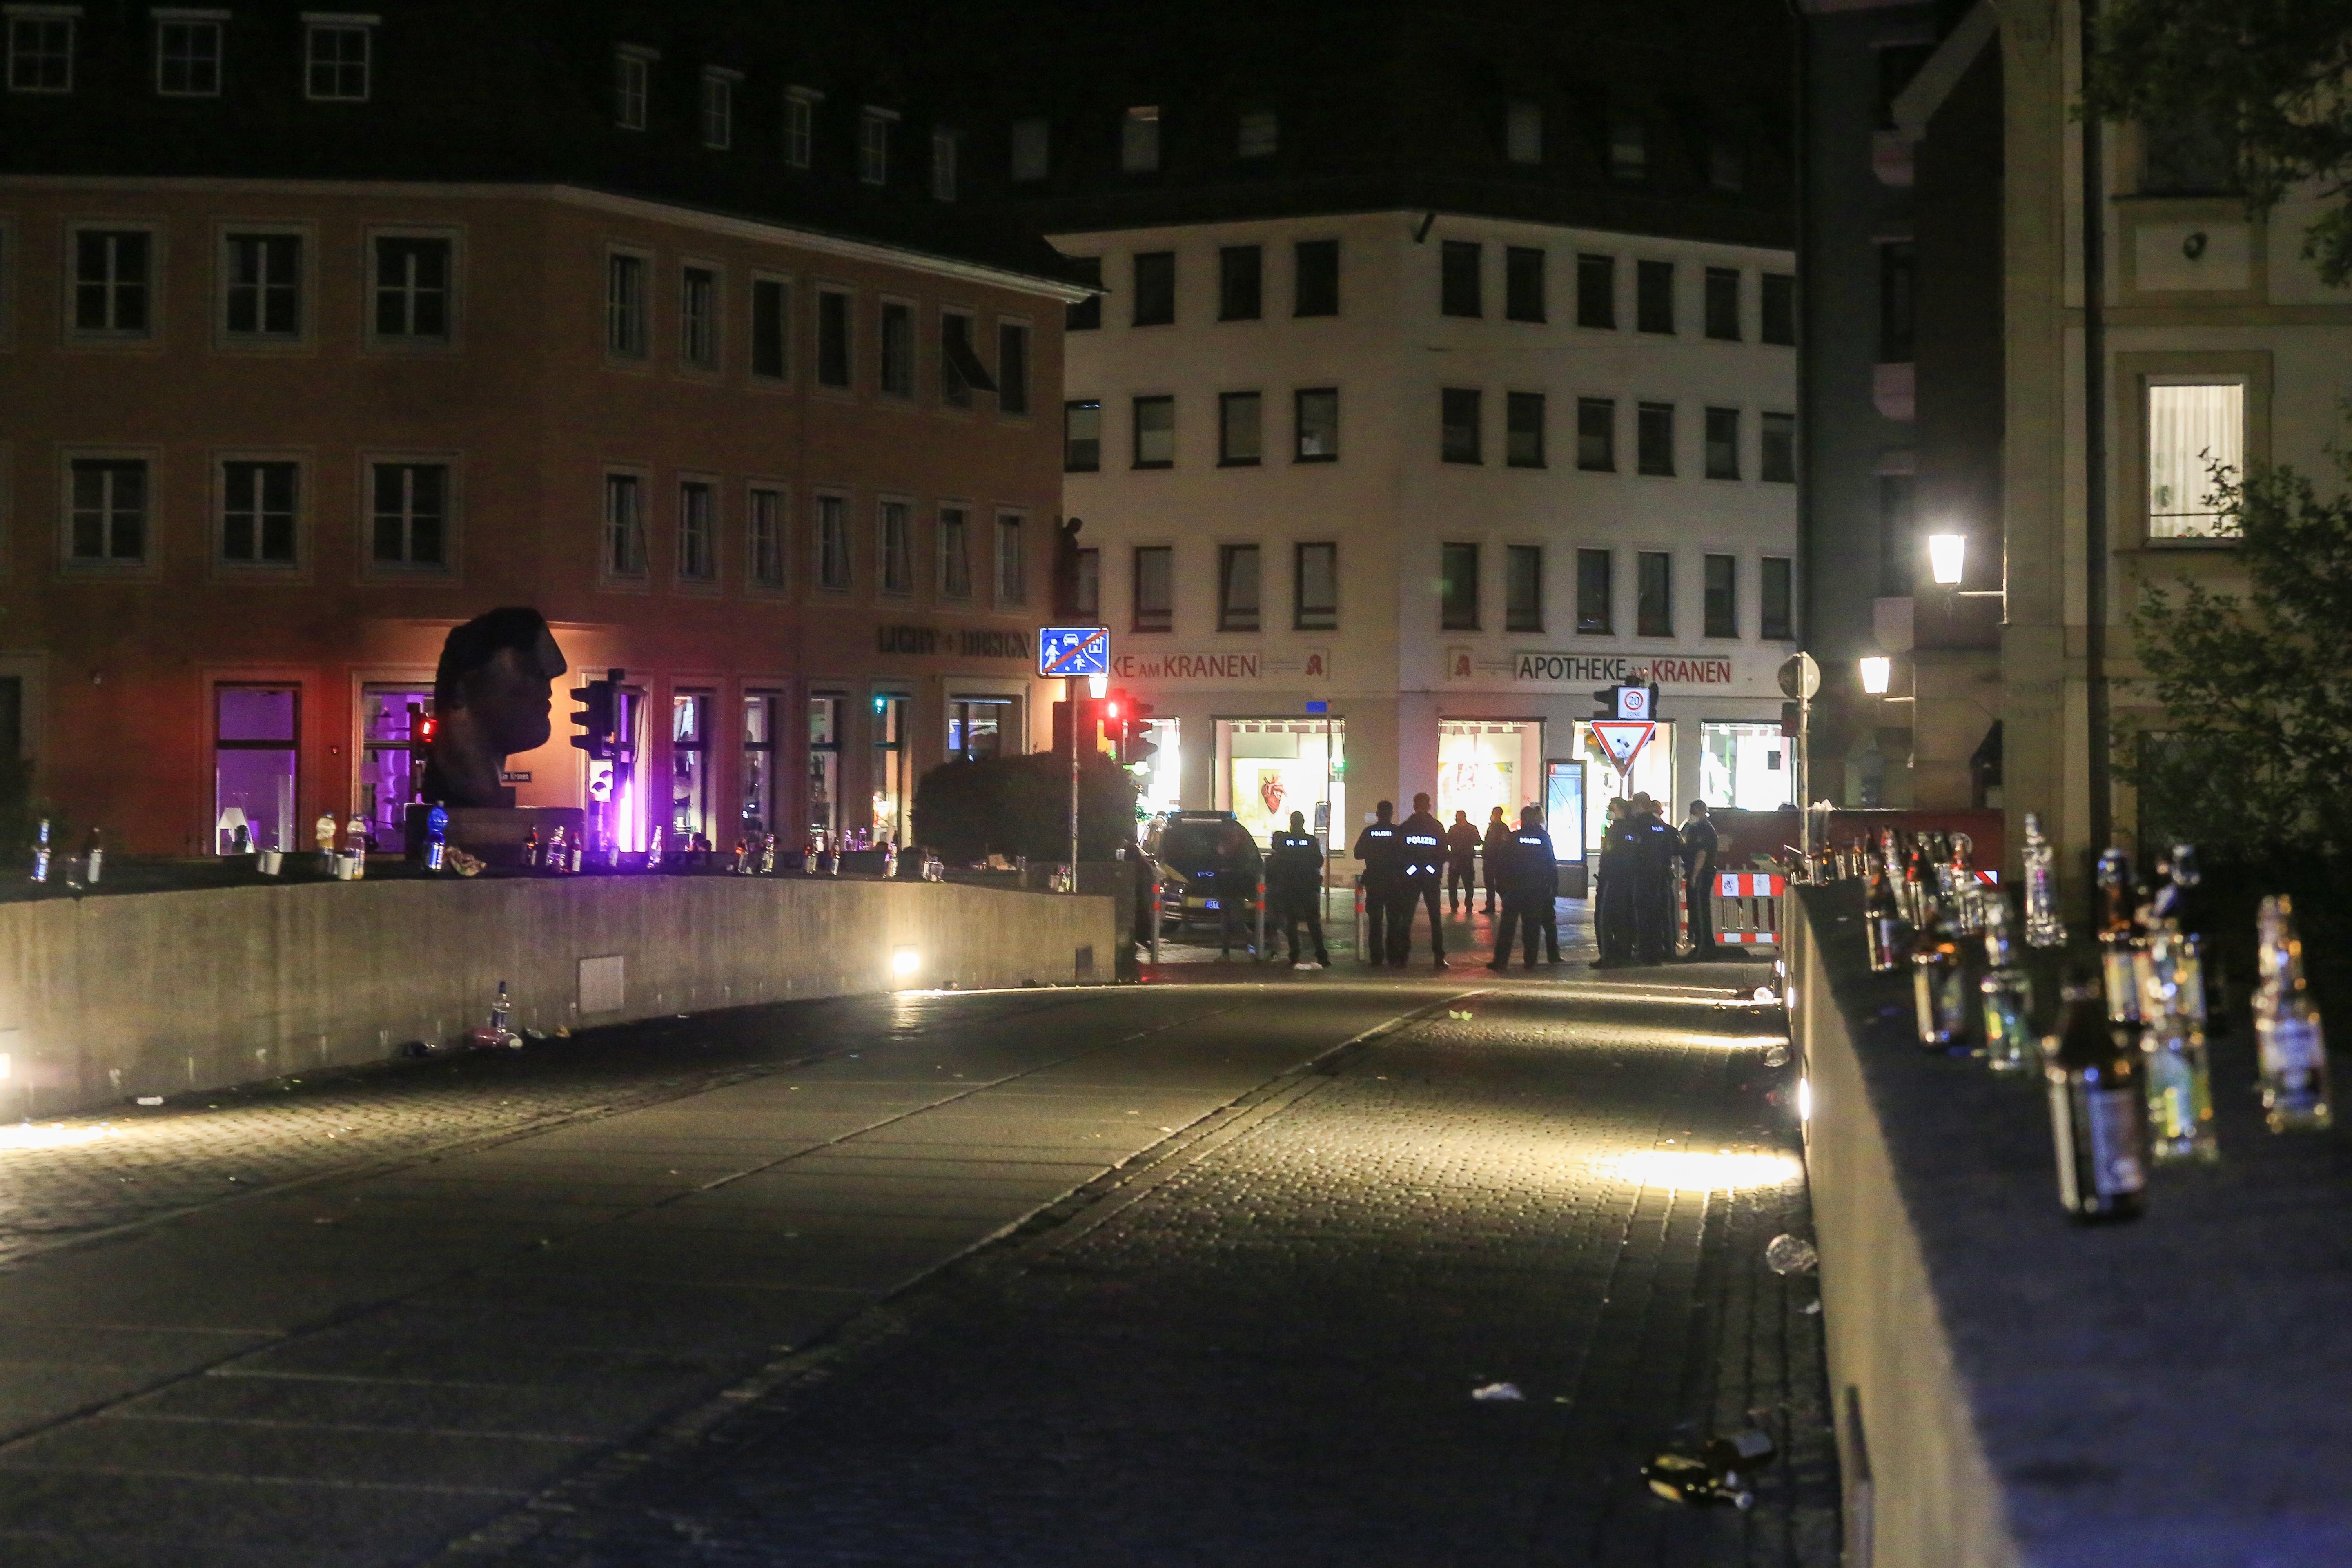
[1354,876,1365,961]
[1255,877,1268,961]
[1148,878,1162,965]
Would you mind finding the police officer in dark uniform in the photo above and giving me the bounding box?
[1443,811,1481,914]
[1595,797,1639,966]
[1392,792,1449,969]
[1629,794,1680,965]
[1488,805,1560,969]
[1268,811,1330,969]
[1678,800,1720,960]
[1351,801,1403,967]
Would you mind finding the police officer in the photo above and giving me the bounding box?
[1351,801,1403,966]
[1679,800,1719,960]
[1488,805,1560,970]
[1595,797,1639,966]
[1479,806,1511,915]
[1210,821,1258,960]
[1443,811,1480,915]
[1629,793,1680,965]
[1268,811,1330,969]
[1392,792,1448,969]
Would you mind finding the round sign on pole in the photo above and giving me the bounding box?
[1618,685,1651,720]
[1777,652,1821,702]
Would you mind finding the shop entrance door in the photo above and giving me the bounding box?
[1437,720,1543,836]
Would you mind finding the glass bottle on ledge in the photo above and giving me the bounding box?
[1912,904,1966,1050]
[2022,812,2064,948]
[29,816,51,884]
[1866,864,1912,973]
[2095,849,2142,1027]
[1980,894,2036,1075]
[2138,933,2217,1164]
[2045,972,2148,1223]
[2255,894,2332,1132]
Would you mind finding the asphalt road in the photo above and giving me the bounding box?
[0,944,1834,1566]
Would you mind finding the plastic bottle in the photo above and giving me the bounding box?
[423,805,450,873]
[345,813,369,880]
[2022,812,2063,948]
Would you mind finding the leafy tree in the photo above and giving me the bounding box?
[2085,0,2352,284]
[911,753,1138,865]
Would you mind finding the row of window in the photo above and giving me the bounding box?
[42,450,1035,603]
[603,250,1031,411]
[6,10,372,100]
[11,221,1038,413]
[1079,540,1795,642]
[56,452,452,573]
[1065,240,1795,345]
[1062,391,1797,481]
[599,473,1031,605]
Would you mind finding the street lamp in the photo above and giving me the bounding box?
[1859,656,1893,695]
[1928,533,1967,586]
[1087,673,1108,698]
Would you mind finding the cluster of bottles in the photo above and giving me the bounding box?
[1854,812,2331,1223]
[25,819,105,889]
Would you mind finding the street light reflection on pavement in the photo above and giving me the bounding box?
[0,1123,116,1152]
[1608,1148,1804,1191]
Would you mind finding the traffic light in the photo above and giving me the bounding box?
[569,668,623,761]
[1115,695,1158,767]
[1592,684,1658,720]
[1592,686,1620,720]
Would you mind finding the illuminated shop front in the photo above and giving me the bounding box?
[871,693,910,845]
[213,684,298,855]
[1436,720,1543,832]
[1572,718,1676,854]
[358,685,432,852]
[1134,717,1181,816]
[1699,720,1793,810]
[1217,717,1345,847]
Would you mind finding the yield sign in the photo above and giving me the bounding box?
[1590,719,1655,776]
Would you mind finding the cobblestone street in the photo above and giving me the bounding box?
[0,948,1834,1567]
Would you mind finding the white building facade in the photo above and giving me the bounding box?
[1057,209,1800,880]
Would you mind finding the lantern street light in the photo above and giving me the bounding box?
[1859,656,1893,695]
[1928,533,1967,586]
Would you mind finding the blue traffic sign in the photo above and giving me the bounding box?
[1038,626,1111,678]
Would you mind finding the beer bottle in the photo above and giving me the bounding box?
[1911,902,1965,1050]
[2045,973,2148,1222]
[2095,849,2141,1026]
[2255,895,2332,1132]
[1979,895,2036,1076]
[1866,865,1911,973]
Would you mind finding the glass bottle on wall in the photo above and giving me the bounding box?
[2255,895,2332,1132]
[2045,973,2148,1223]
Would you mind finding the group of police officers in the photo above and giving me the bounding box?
[1235,791,1720,971]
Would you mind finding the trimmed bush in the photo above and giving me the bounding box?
[913,753,1138,864]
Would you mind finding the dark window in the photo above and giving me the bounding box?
[9,13,72,91]
[1441,388,1482,463]
[372,463,446,567]
[938,507,971,599]
[1705,407,1740,480]
[1133,545,1173,632]
[1294,239,1339,316]
[940,313,989,409]
[1440,542,1480,630]
[1704,554,1737,637]
[225,233,301,337]
[1762,412,1797,483]
[1577,397,1616,472]
[605,473,647,577]
[1879,241,1915,361]
[1637,402,1675,476]
[1762,272,1796,345]
[1218,543,1262,631]
[1066,256,1102,331]
[74,231,150,334]
[221,460,297,565]
[998,322,1030,414]
[751,278,788,379]
[1576,548,1612,634]
[1576,253,1615,329]
[1064,399,1101,471]
[1294,542,1338,630]
[1133,251,1175,326]
[69,458,147,563]
[1704,267,1740,341]
[816,290,851,387]
[606,252,647,357]
[680,266,719,370]
[1133,394,1175,466]
[1219,245,1262,321]
[1878,474,1914,595]
[1506,391,1545,468]
[877,300,913,397]
[1074,546,1099,618]
[1219,390,1262,465]
[1441,240,1482,317]
[1636,259,1674,334]
[1505,246,1545,322]
[1610,115,1647,182]
[1294,388,1339,461]
[815,494,849,589]
[1761,556,1794,640]
[2143,109,2238,194]
[1637,551,1672,637]
[1505,544,1543,633]
[374,238,450,340]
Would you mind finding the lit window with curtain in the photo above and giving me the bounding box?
[2147,382,2244,539]
[670,693,713,846]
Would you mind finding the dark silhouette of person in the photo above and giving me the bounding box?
[423,607,568,807]
[1595,798,1639,967]
[1629,793,1681,964]
[1480,806,1511,915]
[1352,801,1402,965]
[1443,810,1480,913]
[1680,800,1720,959]
[1392,792,1448,969]
[1212,820,1257,958]
[1268,811,1329,967]
[1489,805,1559,970]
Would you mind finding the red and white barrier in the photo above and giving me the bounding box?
[1713,871,1787,947]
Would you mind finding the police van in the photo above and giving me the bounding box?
[1149,810,1264,932]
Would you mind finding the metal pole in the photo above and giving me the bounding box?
[1256,875,1267,962]
[1148,877,1161,964]
[1798,685,1812,860]
[2080,0,2112,856]
[1067,674,1080,890]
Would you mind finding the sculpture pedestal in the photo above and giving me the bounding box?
[405,805,588,868]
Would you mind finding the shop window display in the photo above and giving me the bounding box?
[1220,719,1344,849]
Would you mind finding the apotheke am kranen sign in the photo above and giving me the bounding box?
[1512,652,1737,685]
